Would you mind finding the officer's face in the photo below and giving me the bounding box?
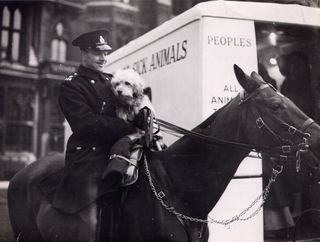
[82,49,109,72]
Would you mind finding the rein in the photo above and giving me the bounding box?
[157,118,257,150]
[157,117,312,165]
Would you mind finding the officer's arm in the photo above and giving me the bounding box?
[59,80,133,143]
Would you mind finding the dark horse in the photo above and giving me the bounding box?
[7,65,320,242]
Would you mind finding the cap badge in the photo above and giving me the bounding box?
[99,36,105,43]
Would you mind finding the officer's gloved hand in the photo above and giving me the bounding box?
[134,106,150,130]
[102,136,133,181]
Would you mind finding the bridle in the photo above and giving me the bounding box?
[238,83,315,172]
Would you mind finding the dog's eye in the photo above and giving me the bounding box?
[124,81,131,86]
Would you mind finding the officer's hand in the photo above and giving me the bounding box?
[133,106,150,130]
[133,109,145,130]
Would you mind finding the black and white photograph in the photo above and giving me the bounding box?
[0,0,320,241]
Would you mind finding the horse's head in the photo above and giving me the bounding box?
[234,64,320,170]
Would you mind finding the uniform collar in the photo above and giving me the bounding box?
[78,65,112,82]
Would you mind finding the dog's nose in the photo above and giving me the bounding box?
[117,90,122,95]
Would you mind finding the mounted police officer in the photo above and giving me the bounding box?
[51,30,138,241]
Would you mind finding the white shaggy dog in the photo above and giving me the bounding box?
[109,69,163,186]
[111,68,155,122]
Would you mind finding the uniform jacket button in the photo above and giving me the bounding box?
[90,80,95,84]
[92,146,96,151]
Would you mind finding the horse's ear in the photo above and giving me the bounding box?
[143,87,152,101]
[250,71,266,84]
[233,64,260,93]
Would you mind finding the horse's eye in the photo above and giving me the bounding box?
[270,102,282,111]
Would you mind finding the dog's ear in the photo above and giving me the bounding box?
[133,81,144,99]
[143,87,152,101]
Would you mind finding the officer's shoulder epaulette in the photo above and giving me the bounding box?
[65,72,78,81]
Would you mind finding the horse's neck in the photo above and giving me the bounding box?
[160,100,249,217]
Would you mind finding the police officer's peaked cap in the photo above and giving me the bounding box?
[72,30,112,51]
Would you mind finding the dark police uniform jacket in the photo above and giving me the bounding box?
[52,65,134,213]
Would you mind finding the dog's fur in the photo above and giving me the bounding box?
[111,68,155,122]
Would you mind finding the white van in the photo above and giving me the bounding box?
[78,1,320,241]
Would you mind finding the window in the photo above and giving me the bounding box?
[51,22,67,62]
[0,85,35,153]
[5,86,34,152]
[0,5,22,62]
[0,84,36,180]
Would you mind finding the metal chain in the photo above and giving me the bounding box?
[144,155,283,226]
